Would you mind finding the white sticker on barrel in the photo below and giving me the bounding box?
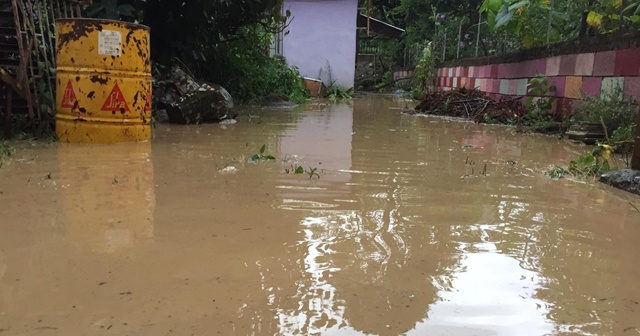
[98,30,122,56]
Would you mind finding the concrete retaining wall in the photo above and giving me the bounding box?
[435,48,640,114]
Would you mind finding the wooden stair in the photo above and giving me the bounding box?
[0,3,35,138]
[0,0,89,138]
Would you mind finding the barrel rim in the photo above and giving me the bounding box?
[55,18,150,31]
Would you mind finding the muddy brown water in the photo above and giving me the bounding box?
[1,95,639,336]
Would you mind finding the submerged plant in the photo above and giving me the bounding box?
[325,85,353,100]
[548,143,615,179]
[0,142,15,158]
[0,142,15,168]
[306,167,320,179]
[248,144,276,163]
[284,165,305,174]
[546,166,569,179]
[320,61,353,100]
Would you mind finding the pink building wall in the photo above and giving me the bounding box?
[282,0,358,89]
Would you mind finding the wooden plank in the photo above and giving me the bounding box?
[4,86,11,138]
[12,0,36,133]
[0,66,24,96]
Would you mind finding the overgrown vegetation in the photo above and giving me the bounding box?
[213,30,309,103]
[571,85,639,146]
[546,86,638,179]
[361,0,639,69]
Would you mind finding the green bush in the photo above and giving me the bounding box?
[208,26,309,104]
[571,85,639,140]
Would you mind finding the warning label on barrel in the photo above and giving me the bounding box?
[101,82,130,112]
[61,80,78,108]
[98,30,122,57]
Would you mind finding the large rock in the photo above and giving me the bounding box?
[599,169,640,195]
[153,65,236,124]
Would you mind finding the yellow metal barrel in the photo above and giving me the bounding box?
[55,18,152,143]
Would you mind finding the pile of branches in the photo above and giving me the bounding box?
[412,88,528,124]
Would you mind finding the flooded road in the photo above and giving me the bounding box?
[1,95,639,335]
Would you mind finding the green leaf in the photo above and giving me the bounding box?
[295,166,304,174]
[264,155,276,160]
[117,4,136,17]
[623,2,638,14]
[85,4,106,17]
[259,144,265,154]
[101,0,117,10]
[627,15,640,23]
[481,0,503,12]
[495,3,515,29]
[508,1,529,12]
[486,11,497,30]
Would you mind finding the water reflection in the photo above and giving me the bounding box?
[272,95,640,335]
[58,142,155,253]
[274,99,464,335]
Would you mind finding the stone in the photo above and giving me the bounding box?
[153,65,236,124]
[256,93,298,108]
[600,169,640,196]
[391,89,409,95]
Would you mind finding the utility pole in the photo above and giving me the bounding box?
[367,0,371,36]
[632,111,640,170]
[475,13,482,57]
[546,0,553,45]
[456,23,462,59]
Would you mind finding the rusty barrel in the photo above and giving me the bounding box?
[55,18,151,143]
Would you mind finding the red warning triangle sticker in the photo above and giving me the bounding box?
[101,82,130,112]
[144,88,152,112]
[61,80,78,108]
